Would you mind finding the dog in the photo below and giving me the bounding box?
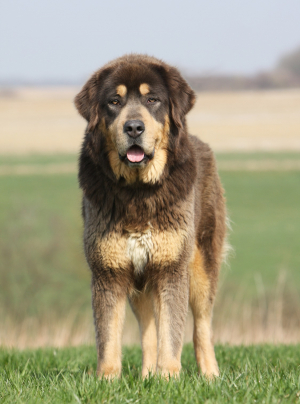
[75,54,227,379]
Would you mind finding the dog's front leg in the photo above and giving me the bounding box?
[91,274,126,379]
[129,291,158,378]
[152,266,189,378]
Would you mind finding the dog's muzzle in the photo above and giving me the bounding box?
[123,120,145,139]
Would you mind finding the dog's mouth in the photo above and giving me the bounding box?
[127,145,145,163]
[119,145,154,167]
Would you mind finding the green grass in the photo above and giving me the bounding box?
[216,152,300,162]
[0,154,77,166]
[1,153,300,399]
[1,344,300,403]
[221,170,300,295]
[0,173,90,321]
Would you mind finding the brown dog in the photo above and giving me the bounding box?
[75,54,227,379]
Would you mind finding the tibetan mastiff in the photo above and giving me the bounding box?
[75,54,227,379]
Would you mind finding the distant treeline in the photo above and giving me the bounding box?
[186,71,300,92]
[186,45,300,91]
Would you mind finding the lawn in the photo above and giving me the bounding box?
[1,344,300,403]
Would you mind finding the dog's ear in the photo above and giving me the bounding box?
[159,65,196,130]
[74,68,110,131]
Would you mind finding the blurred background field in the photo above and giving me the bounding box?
[1,87,300,154]
[0,88,300,348]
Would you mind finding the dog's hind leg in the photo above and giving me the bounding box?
[189,247,219,378]
[129,291,157,378]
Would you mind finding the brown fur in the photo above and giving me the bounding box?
[75,54,227,379]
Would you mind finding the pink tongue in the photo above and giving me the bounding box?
[127,147,145,163]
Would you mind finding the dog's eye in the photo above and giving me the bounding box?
[147,98,157,104]
[110,99,121,106]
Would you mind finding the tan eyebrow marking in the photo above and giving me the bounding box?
[139,83,150,95]
[116,84,127,97]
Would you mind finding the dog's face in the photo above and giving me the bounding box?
[75,55,195,184]
[101,67,170,176]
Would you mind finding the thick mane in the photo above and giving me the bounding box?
[79,128,197,233]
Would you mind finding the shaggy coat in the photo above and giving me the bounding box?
[75,54,227,379]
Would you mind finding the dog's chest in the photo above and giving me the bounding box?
[94,226,185,274]
[126,229,153,275]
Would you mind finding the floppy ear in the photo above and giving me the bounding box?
[75,68,110,131]
[163,66,196,130]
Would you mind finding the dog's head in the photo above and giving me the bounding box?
[75,54,195,184]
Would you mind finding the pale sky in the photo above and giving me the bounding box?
[1,0,300,83]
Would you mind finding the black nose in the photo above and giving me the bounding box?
[123,120,145,138]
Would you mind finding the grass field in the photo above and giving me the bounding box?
[0,153,300,347]
[1,344,300,403]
